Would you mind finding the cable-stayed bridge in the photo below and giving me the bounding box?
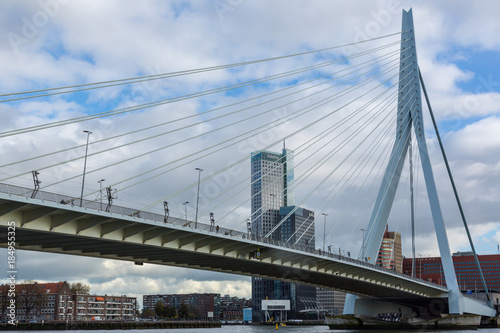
[0,182,492,318]
[0,9,497,319]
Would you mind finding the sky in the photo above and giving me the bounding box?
[1,0,500,307]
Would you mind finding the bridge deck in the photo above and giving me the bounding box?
[0,182,450,303]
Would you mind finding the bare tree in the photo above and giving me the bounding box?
[0,285,10,322]
[69,282,91,295]
[17,281,46,322]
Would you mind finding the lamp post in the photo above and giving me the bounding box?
[270,194,276,238]
[247,218,251,238]
[183,201,189,222]
[80,130,92,207]
[321,213,327,253]
[98,179,105,210]
[361,228,366,260]
[195,168,203,229]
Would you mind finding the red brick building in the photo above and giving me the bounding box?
[402,252,500,292]
[0,281,73,322]
[1,282,137,322]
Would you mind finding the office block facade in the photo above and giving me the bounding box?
[250,149,294,238]
[402,252,500,292]
[376,226,402,273]
[250,149,318,322]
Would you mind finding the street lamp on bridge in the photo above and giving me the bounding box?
[80,130,92,207]
[183,201,189,222]
[321,213,327,253]
[360,228,366,260]
[195,168,203,229]
[98,179,105,210]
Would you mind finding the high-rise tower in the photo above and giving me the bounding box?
[250,149,294,238]
[250,148,316,321]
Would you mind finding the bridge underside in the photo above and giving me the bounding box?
[1,192,494,317]
[3,225,437,302]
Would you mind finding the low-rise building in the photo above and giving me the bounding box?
[74,294,137,321]
[316,288,346,315]
[143,293,220,320]
[0,282,137,322]
[0,281,73,322]
[220,294,251,321]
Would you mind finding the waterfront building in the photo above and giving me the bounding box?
[220,294,251,322]
[143,293,220,320]
[0,282,136,322]
[0,281,73,322]
[402,252,500,292]
[73,294,137,321]
[316,288,346,315]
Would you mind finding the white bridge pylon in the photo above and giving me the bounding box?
[344,8,465,315]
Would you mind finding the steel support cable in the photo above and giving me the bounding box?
[143,64,404,216]
[231,79,401,232]
[1,51,401,170]
[0,51,401,178]
[263,68,416,238]
[408,129,421,271]
[335,112,399,252]
[283,93,398,243]
[48,61,401,199]
[0,41,402,138]
[411,128,421,248]
[337,116,408,256]
[311,94,399,223]
[286,98,397,246]
[265,94,400,240]
[339,130,397,255]
[341,71,419,252]
[288,94,398,246]
[0,56,356,136]
[390,139,413,239]
[326,90,418,242]
[201,63,411,227]
[195,88,399,222]
[246,66,414,232]
[202,88,399,225]
[334,124,411,257]
[293,215,317,246]
[0,33,403,101]
[419,68,491,300]
[39,65,400,199]
[360,97,418,258]
[334,97,418,252]
[405,128,418,274]
[352,96,417,256]
[159,63,400,218]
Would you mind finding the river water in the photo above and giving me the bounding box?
[11,327,493,333]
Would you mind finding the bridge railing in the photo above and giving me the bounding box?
[0,182,445,290]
